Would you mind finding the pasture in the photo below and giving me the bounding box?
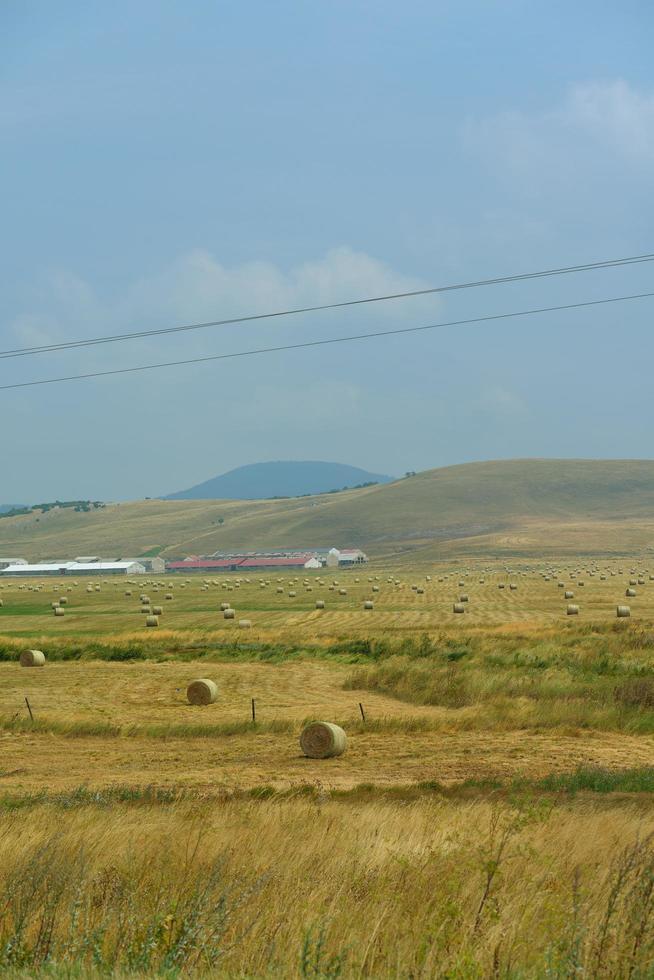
[3,560,654,976]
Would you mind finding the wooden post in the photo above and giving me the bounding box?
[251,698,256,724]
[359,702,366,722]
[25,697,34,722]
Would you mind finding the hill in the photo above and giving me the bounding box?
[164,460,394,500]
[3,459,654,561]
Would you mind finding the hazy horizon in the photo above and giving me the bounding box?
[3,1,654,501]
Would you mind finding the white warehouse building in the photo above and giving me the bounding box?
[0,561,146,577]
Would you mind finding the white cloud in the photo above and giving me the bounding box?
[5,246,437,382]
[463,79,654,184]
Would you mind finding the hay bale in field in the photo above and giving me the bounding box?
[509,584,517,591]
[59,596,68,605]
[338,588,347,596]
[564,591,574,599]
[54,606,64,617]
[453,602,465,613]
[86,586,93,593]
[238,619,252,628]
[152,605,163,616]
[165,593,173,600]
[629,578,637,586]
[363,600,374,610]
[617,605,631,618]
[125,590,132,597]
[223,608,235,619]
[288,590,297,597]
[372,585,380,592]
[300,721,347,759]
[187,678,218,705]
[626,588,637,597]
[145,615,159,627]
[140,606,152,614]
[276,587,284,594]
[498,584,505,590]
[315,600,325,609]
[220,601,230,611]
[459,594,469,602]
[20,649,45,667]
[416,587,424,595]
[566,604,579,615]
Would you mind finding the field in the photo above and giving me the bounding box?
[4,561,654,975]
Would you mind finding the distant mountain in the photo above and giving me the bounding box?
[0,504,26,514]
[164,461,395,501]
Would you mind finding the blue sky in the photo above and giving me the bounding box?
[2,0,654,501]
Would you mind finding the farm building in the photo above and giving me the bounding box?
[121,557,165,573]
[68,561,146,576]
[167,554,321,573]
[0,561,145,577]
[325,548,369,567]
[0,558,27,570]
[0,563,72,577]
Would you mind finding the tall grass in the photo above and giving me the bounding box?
[1,795,654,975]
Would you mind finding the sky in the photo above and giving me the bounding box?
[2,0,654,502]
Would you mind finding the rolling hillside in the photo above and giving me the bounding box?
[3,459,654,561]
[164,460,393,500]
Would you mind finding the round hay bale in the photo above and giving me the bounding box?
[416,587,425,595]
[453,602,465,614]
[152,605,163,616]
[223,608,235,619]
[140,606,152,614]
[20,649,45,667]
[276,587,284,594]
[459,594,469,602]
[566,604,579,616]
[220,602,230,611]
[299,722,347,759]
[363,600,374,610]
[338,588,347,596]
[315,600,325,609]
[626,588,637,598]
[59,597,68,605]
[54,606,65,616]
[617,605,631,618]
[372,585,380,592]
[288,591,297,598]
[165,593,173,600]
[498,584,505,590]
[238,619,252,628]
[509,584,517,591]
[125,590,132,597]
[187,678,218,705]
[145,615,159,627]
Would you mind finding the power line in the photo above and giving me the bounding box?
[2,288,652,392]
[1,251,653,361]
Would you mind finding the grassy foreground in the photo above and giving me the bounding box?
[3,792,654,977]
[3,560,654,975]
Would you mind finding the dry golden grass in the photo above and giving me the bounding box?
[3,793,654,976]
[3,558,654,975]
